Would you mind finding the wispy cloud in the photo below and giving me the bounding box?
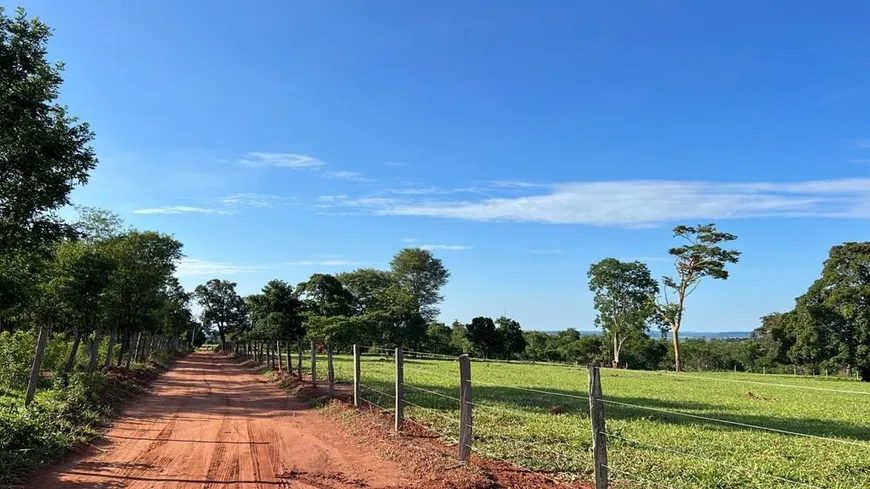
[134,206,230,215]
[491,180,553,189]
[420,244,472,251]
[324,170,373,182]
[286,259,371,266]
[237,152,325,169]
[366,178,870,226]
[402,238,418,243]
[219,193,290,208]
[854,140,870,149]
[384,161,406,167]
[528,248,564,254]
[176,258,272,277]
[844,159,870,164]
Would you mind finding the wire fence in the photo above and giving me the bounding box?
[234,341,870,489]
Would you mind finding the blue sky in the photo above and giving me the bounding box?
[23,1,870,331]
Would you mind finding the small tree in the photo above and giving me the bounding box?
[495,316,525,360]
[654,224,740,371]
[466,316,498,358]
[588,258,658,368]
[194,279,247,350]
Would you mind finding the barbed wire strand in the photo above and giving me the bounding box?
[403,383,462,402]
[472,429,586,467]
[469,378,590,401]
[600,398,870,449]
[604,431,825,489]
[401,397,462,427]
[360,384,396,400]
[609,369,870,397]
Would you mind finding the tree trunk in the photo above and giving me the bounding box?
[88,331,103,373]
[25,324,50,407]
[612,334,619,368]
[277,341,283,371]
[133,332,143,363]
[60,328,82,386]
[672,327,682,372]
[117,331,130,367]
[104,330,117,370]
[219,327,227,353]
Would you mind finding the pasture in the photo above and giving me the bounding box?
[325,352,870,489]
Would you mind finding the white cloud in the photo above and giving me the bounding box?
[854,140,870,149]
[219,193,288,208]
[385,161,406,167]
[528,248,564,254]
[420,244,472,251]
[324,170,373,182]
[402,238,418,243]
[370,178,870,226]
[287,259,370,266]
[491,180,552,189]
[175,258,272,277]
[237,152,325,169]
[134,206,230,215]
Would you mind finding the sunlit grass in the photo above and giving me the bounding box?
[321,352,870,489]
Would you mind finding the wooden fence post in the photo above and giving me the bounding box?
[395,347,404,431]
[25,324,50,407]
[458,354,472,462]
[588,363,608,489]
[353,344,361,408]
[327,343,335,396]
[311,340,317,387]
[297,338,303,379]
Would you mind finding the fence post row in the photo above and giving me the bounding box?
[297,338,303,379]
[353,344,361,408]
[588,363,609,489]
[395,347,404,431]
[458,354,473,462]
[327,343,335,396]
[311,340,317,387]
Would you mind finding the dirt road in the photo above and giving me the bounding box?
[26,353,411,489]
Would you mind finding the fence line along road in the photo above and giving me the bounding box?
[233,342,862,488]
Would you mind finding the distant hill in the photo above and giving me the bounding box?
[536,330,753,339]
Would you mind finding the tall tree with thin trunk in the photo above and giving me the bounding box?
[654,224,740,371]
[588,258,659,368]
[194,279,247,351]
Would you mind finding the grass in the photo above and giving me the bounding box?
[317,352,870,489]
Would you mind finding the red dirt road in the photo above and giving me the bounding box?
[25,353,412,489]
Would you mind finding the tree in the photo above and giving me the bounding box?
[194,279,247,350]
[296,274,354,317]
[336,268,393,316]
[495,316,525,359]
[774,243,870,381]
[423,322,456,354]
[0,7,97,252]
[654,224,740,371]
[588,258,659,367]
[389,248,449,321]
[466,316,499,358]
[247,280,304,342]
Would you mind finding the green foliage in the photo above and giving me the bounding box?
[194,279,247,346]
[296,274,354,317]
[495,316,526,359]
[656,223,740,370]
[340,355,870,488]
[466,316,498,357]
[0,7,98,252]
[247,280,304,341]
[588,258,659,366]
[389,248,449,321]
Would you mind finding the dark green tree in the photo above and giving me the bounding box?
[466,316,498,358]
[296,274,354,317]
[654,224,740,371]
[389,248,449,322]
[495,316,525,359]
[588,258,659,367]
[0,7,97,252]
[194,279,248,350]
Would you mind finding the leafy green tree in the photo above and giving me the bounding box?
[775,243,870,380]
[389,248,449,322]
[247,280,304,342]
[336,268,393,316]
[296,274,354,317]
[450,320,472,354]
[588,258,659,367]
[0,7,97,252]
[495,316,525,359]
[466,316,498,358]
[422,322,456,354]
[194,279,248,350]
[654,224,740,371]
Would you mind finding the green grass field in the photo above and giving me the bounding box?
[317,352,870,489]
